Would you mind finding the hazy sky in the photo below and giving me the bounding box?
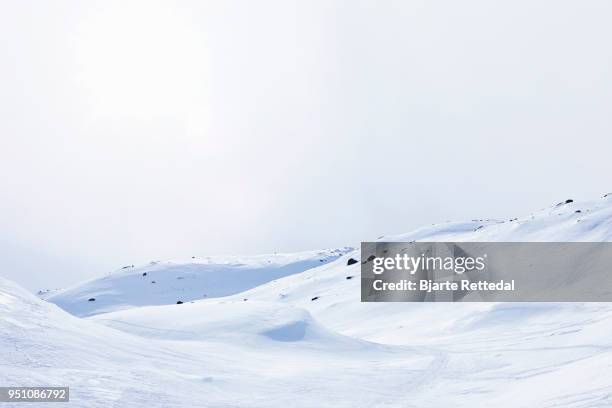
[1,0,612,290]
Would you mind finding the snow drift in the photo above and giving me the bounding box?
[3,195,612,407]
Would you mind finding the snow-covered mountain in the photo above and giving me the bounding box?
[42,248,351,317]
[3,195,612,407]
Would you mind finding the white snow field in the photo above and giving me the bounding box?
[42,248,351,317]
[2,195,612,407]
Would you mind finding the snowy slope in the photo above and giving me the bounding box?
[0,276,218,407]
[228,195,612,341]
[87,195,612,406]
[43,248,351,317]
[0,276,442,408]
[387,195,612,243]
[44,196,612,319]
[92,295,612,407]
[4,194,612,407]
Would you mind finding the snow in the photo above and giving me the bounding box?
[0,276,434,408]
[43,248,351,317]
[2,195,612,406]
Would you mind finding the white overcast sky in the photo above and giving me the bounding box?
[1,0,611,290]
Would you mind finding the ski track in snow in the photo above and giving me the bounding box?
[2,196,612,406]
